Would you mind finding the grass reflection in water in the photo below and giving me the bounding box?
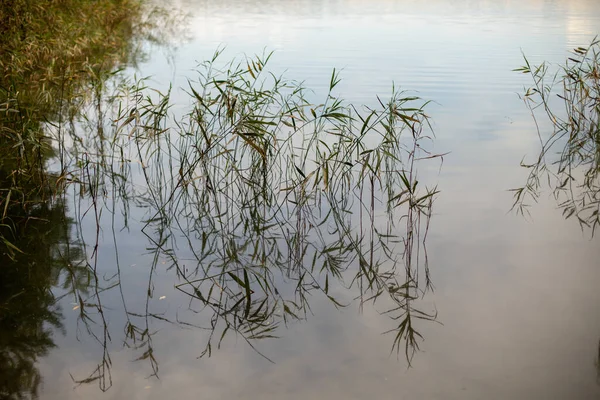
[59,50,444,387]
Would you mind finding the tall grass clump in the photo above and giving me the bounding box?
[0,0,442,385]
[513,37,600,233]
[59,49,444,384]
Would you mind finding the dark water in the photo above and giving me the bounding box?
[6,0,600,398]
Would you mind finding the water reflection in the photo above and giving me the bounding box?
[0,198,88,399]
[58,49,443,388]
[0,54,89,399]
[512,37,600,233]
[3,0,599,397]
[0,0,183,397]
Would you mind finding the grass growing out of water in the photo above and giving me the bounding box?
[513,37,600,233]
[0,0,442,380]
[1,0,442,382]
[61,48,443,379]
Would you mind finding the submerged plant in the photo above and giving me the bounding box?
[512,37,600,233]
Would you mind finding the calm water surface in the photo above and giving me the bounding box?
[34,0,600,398]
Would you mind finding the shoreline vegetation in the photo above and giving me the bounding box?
[0,0,443,395]
[1,0,598,397]
[0,0,148,397]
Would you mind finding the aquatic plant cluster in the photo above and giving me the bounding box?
[513,37,600,233]
[1,0,442,390]
[1,0,599,396]
[61,49,442,386]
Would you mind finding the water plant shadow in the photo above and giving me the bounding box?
[0,1,444,390]
[0,0,186,396]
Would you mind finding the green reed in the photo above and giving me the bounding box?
[1,0,443,384]
[57,48,443,386]
[513,37,600,233]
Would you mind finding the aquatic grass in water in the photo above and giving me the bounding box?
[56,49,444,388]
[513,36,600,386]
[513,37,600,233]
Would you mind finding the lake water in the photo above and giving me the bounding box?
[27,0,600,398]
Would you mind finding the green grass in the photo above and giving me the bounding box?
[0,0,149,256]
[513,37,600,233]
[60,49,444,377]
[0,0,443,390]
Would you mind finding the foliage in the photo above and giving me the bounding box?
[58,49,443,388]
[513,37,600,233]
[0,0,150,255]
[0,0,442,393]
